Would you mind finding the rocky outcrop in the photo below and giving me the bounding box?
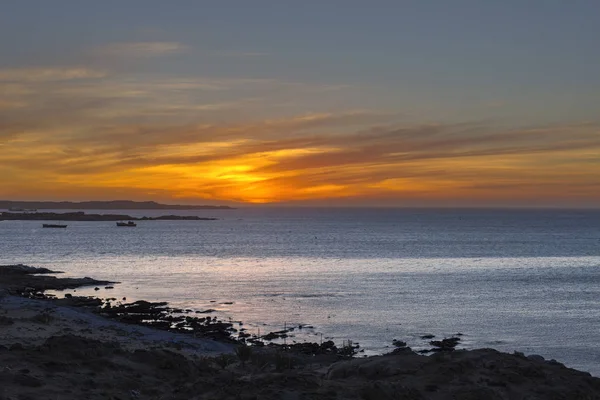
[324,349,600,399]
[0,264,115,293]
[2,334,599,400]
[0,264,57,275]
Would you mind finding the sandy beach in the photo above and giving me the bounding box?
[2,264,600,400]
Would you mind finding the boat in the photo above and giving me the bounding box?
[116,221,137,227]
[9,207,37,212]
[42,223,67,228]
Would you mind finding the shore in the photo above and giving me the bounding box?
[2,265,600,399]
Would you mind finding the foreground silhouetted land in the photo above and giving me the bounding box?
[0,212,217,221]
[0,200,234,210]
[1,264,600,399]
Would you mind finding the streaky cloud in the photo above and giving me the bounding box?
[92,42,189,58]
[0,67,107,82]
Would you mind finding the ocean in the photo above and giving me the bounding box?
[2,207,600,374]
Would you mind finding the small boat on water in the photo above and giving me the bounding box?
[116,221,137,227]
[42,223,67,228]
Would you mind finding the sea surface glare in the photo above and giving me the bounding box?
[2,208,600,374]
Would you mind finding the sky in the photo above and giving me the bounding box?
[1,1,599,207]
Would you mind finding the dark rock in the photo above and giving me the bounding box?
[527,354,545,362]
[0,264,57,275]
[390,346,413,355]
[56,296,103,308]
[9,343,24,351]
[13,374,43,387]
[450,387,503,400]
[41,335,121,358]
[262,331,289,341]
[429,337,461,352]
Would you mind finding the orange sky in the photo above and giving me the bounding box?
[1,87,599,207]
[1,48,599,207]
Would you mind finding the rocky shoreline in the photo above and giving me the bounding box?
[0,212,217,221]
[2,264,600,399]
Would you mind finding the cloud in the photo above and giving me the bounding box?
[214,51,269,57]
[0,67,107,82]
[0,99,26,109]
[2,109,599,204]
[93,42,189,57]
[0,60,598,206]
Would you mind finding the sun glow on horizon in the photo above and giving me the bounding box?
[1,117,599,206]
[0,19,599,207]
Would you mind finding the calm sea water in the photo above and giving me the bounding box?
[2,207,600,374]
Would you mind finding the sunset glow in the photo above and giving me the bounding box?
[1,2,599,207]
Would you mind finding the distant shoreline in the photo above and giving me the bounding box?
[0,211,217,222]
[0,200,235,210]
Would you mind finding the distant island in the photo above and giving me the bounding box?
[0,211,217,221]
[0,200,234,210]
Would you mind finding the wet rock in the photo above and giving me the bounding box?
[390,346,413,355]
[429,337,461,352]
[0,264,57,275]
[56,296,103,308]
[10,274,116,293]
[97,300,236,342]
[262,331,289,341]
[527,354,545,362]
[547,359,566,368]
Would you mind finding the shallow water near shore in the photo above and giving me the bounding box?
[2,207,600,374]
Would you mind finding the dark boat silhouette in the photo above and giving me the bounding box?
[42,223,67,228]
[116,221,137,227]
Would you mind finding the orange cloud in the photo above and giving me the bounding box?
[1,61,599,207]
[0,67,107,82]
